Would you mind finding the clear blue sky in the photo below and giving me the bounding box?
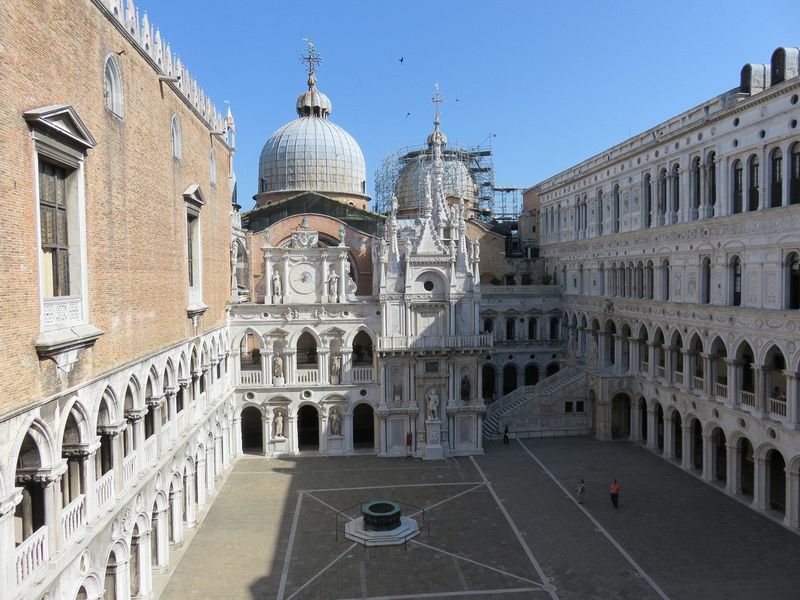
[142,0,798,210]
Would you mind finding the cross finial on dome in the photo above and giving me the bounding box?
[301,38,323,88]
[431,82,444,125]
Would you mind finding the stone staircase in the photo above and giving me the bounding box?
[482,365,586,439]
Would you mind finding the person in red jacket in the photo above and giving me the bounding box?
[610,479,620,509]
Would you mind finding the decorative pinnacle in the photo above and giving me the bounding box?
[431,82,444,126]
[300,38,323,88]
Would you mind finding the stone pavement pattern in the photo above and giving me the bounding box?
[160,439,800,600]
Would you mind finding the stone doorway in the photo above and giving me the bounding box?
[240,407,263,454]
[352,403,375,449]
[297,405,320,450]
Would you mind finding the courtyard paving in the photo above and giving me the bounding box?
[159,438,800,600]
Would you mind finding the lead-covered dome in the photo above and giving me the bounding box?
[396,149,478,214]
[258,73,367,198]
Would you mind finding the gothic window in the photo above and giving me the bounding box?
[187,214,198,287]
[549,317,559,340]
[506,318,515,341]
[747,155,759,211]
[701,257,711,304]
[658,169,667,217]
[730,256,742,306]
[103,55,124,117]
[483,318,494,334]
[171,116,182,160]
[770,148,783,207]
[787,252,800,310]
[596,189,603,235]
[732,160,743,214]
[528,318,537,339]
[643,173,652,227]
[209,149,217,185]
[789,142,800,205]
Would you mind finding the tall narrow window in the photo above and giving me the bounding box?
[187,214,197,287]
[39,161,71,297]
[731,256,742,306]
[171,116,182,160]
[613,185,620,233]
[788,252,800,309]
[643,173,652,227]
[661,259,670,301]
[596,189,603,235]
[732,160,743,214]
[701,257,711,304]
[707,152,717,207]
[209,149,217,185]
[747,155,759,211]
[658,169,667,218]
[791,143,800,205]
[691,158,701,217]
[671,164,680,219]
[771,148,783,207]
[103,56,124,117]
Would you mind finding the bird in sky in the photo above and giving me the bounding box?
[398,57,404,64]
[405,112,411,118]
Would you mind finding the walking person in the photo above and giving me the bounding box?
[576,478,585,504]
[503,425,510,445]
[610,479,620,509]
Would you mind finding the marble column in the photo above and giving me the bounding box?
[701,433,714,481]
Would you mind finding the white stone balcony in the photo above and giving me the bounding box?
[693,376,704,390]
[674,371,684,386]
[740,390,756,407]
[378,334,492,352]
[123,453,138,486]
[239,370,262,385]
[144,436,158,466]
[296,368,319,384]
[16,526,48,585]
[352,366,374,383]
[657,366,666,379]
[96,470,114,510]
[715,382,728,399]
[61,494,85,542]
[161,421,175,448]
[770,396,787,417]
[177,410,187,434]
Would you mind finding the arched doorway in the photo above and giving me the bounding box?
[639,398,648,444]
[502,364,517,396]
[767,448,786,513]
[524,364,539,386]
[545,362,559,377]
[655,404,664,452]
[352,404,375,449]
[611,394,630,439]
[672,412,683,461]
[482,364,496,401]
[297,405,320,450]
[240,407,263,454]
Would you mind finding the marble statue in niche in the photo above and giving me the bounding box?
[425,386,439,420]
[327,266,339,299]
[274,410,285,438]
[329,407,342,436]
[272,354,284,379]
[272,269,282,299]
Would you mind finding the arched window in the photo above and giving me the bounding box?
[506,318,516,341]
[732,160,743,214]
[701,257,711,304]
[483,318,494,334]
[658,169,667,218]
[103,56,124,117]
[707,152,717,208]
[770,148,783,207]
[691,157,701,218]
[671,164,680,220]
[730,256,742,306]
[790,143,800,205]
[643,173,652,227]
[613,184,620,233]
[661,258,670,301]
[171,116,182,160]
[528,318,537,340]
[747,155,759,211]
[209,149,217,185]
[786,252,800,309]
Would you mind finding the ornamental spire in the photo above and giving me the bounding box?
[300,37,323,89]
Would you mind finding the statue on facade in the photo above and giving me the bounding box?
[330,354,341,378]
[272,270,282,299]
[338,225,347,246]
[326,266,339,298]
[460,374,470,402]
[425,386,439,420]
[274,410,284,438]
[329,407,342,436]
[272,354,284,379]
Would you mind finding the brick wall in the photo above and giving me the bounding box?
[0,0,233,415]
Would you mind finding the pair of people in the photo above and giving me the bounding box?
[575,478,621,508]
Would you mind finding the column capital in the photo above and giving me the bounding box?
[125,408,148,423]
[97,422,127,437]
[146,395,165,408]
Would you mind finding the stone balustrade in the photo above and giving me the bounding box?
[61,495,85,542]
[15,526,48,584]
[96,470,115,510]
